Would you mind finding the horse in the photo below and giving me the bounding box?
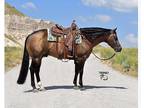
[17,27,122,91]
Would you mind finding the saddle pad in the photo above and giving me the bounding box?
[47,28,57,41]
[75,34,82,44]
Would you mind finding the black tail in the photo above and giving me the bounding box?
[17,38,29,84]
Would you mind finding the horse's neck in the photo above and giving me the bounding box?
[76,35,106,56]
[88,36,105,48]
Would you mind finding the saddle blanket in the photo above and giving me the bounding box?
[47,28,82,44]
[47,28,57,41]
[75,34,82,44]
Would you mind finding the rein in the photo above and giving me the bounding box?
[92,51,116,60]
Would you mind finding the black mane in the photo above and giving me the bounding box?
[80,27,112,37]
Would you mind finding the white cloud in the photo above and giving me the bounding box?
[82,0,106,7]
[126,33,137,44]
[131,21,138,25]
[96,14,111,23]
[123,33,138,47]
[77,16,88,23]
[81,0,137,12]
[21,2,37,10]
[77,14,111,23]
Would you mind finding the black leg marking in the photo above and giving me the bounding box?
[74,60,86,89]
[73,64,79,87]
[30,62,36,89]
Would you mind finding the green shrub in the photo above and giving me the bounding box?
[93,47,138,77]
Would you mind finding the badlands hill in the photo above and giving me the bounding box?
[5,3,54,47]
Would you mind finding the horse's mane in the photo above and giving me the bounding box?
[80,27,112,37]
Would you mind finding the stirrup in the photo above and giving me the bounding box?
[62,59,69,62]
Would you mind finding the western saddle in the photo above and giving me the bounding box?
[51,24,71,37]
[51,20,79,59]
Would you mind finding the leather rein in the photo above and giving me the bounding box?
[80,34,116,61]
[92,51,116,60]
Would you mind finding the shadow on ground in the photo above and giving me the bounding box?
[24,85,127,93]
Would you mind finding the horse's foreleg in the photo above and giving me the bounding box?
[79,70,84,87]
[74,60,85,89]
[73,63,79,88]
[78,62,85,88]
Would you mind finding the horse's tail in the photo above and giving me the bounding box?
[17,37,29,84]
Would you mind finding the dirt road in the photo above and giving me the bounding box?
[5,55,137,108]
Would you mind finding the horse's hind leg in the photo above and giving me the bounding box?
[30,58,44,92]
[30,60,37,90]
[33,58,45,91]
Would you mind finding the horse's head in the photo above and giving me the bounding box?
[80,27,122,52]
[105,28,122,52]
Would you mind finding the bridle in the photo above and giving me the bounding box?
[80,33,116,61]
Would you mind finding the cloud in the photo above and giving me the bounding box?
[77,14,111,23]
[126,33,137,44]
[131,21,138,25]
[96,14,111,23]
[123,33,138,47]
[81,0,137,12]
[21,2,37,10]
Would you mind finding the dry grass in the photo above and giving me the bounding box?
[5,47,23,72]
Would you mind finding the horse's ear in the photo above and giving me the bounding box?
[114,28,117,31]
[110,28,117,34]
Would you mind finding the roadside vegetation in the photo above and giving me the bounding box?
[5,46,138,77]
[93,46,138,77]
[5,47,23,72]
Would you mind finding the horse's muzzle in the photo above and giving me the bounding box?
[115,47,122,52]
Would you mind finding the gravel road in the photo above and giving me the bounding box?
[5,55,138,108]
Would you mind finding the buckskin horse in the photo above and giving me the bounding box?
[17,25,122,91]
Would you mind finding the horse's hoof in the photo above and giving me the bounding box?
[73,86,79,90]
[79,87,86,91]
[32,88,39,93]
[37,87,46,91]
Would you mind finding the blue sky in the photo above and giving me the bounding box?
[6,0,138,47]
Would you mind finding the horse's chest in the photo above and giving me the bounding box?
[76,44,91,56]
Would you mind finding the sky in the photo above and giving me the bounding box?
[5,0,138,48]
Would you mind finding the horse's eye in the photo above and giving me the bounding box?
[110,33,117,41]
[113,34,117,40]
